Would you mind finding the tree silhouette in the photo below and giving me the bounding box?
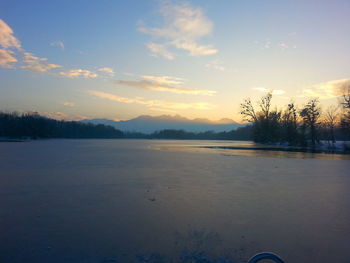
[324,105,339,144]
[281,102,298,144]
[340,88,350,138]
[299,99,321,146]
[240,92,282,143]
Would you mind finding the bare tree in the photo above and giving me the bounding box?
[340,87,350,138]
[240,91,273,123]
[340,88,350,109]
[240,98,257,122]
[282,102,298,144]
[240,92,282,143]
[259,92,272,120]
[324,105,339,144]
[299,99,321,146]
[283,102,298,125]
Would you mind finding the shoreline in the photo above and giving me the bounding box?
[2,137,350,155]
[200,144,350,155]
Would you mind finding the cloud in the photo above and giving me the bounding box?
[139,1,217,58]
[172,40,217,56]
[149,107,177,114]
[41,111,87,121]
[0,49,17,68]
[21,52,62,72]
[59,69,98,78]
[0,19,21,49]
[205,60,225,71]
[0,19,62,73]
[301,78,350,99]
[88,90,215,110]
[254,39,296,51]
[63,101,75,107]
[116,76,216,96]
[146,42,175,60]
[252,87,286,95]
[263,39,271,49]
[279,43,289,50]
[0,19,98,78]
[50,41,65,50]
[141,75,185,85]
[98,67,115,76]
[278,43,296,50]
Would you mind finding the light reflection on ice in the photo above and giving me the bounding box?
[0,139,349,263]
[152,140,350,160]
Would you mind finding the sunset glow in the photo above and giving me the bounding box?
[1,0,349,121]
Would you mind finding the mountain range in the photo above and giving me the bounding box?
[81,115,244,134]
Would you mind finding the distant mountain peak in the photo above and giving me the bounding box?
[216,118,236,124]
[81,114,243,134]
[126,114,237,124]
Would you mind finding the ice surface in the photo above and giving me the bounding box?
[0,139,349,262]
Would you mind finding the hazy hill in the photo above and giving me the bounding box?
[81,115,244,134]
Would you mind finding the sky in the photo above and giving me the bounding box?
[0,0,349,122]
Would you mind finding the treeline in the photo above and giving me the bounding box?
[3,95,349,143]
[129,125,253,140]
[0,112,124,139]
[0,111,252,140]
[240,90,350,147]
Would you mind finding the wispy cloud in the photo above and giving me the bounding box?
[88,90,215,110]
[254,39,272,49]
[116,75,215,96]
[278,42,296,50]
[0,49,17,68]
[300,78,350,99]
[0,19,21,49]
[59,69,98,79]
[0,19,100,78]
[252,87,286,95]
[254,38,296,51]
[146,42,175,60]
[63,101,75,107]
[172,40,217,56]
[0,20,20,68]
[139,1,217,58]
[279,43,289,50]
[141,75,185,85]
[50,41,65,50]
[97,67,115,76]
[21,52,61,72]
[0,19,63,73]
[149,107,177,114]
[117,79,215,95]
[205,60,225,71]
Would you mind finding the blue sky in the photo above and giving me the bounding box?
[0,0,349,121]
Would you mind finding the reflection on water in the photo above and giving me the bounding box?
[0,139,349,263]
[152,140,350,160]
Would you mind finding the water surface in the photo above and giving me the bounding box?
[0,139,349,262]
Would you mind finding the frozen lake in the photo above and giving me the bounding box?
[0,139,349,262]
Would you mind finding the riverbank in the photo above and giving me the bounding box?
[200,141,350,155]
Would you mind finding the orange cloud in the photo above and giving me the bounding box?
[21,52,61,72]
[0,49,17,68]
[59,69,98,78]
[300,78,350,99]
[0,19,21,49]
[88,90,215,110]
[98,67,114,76]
